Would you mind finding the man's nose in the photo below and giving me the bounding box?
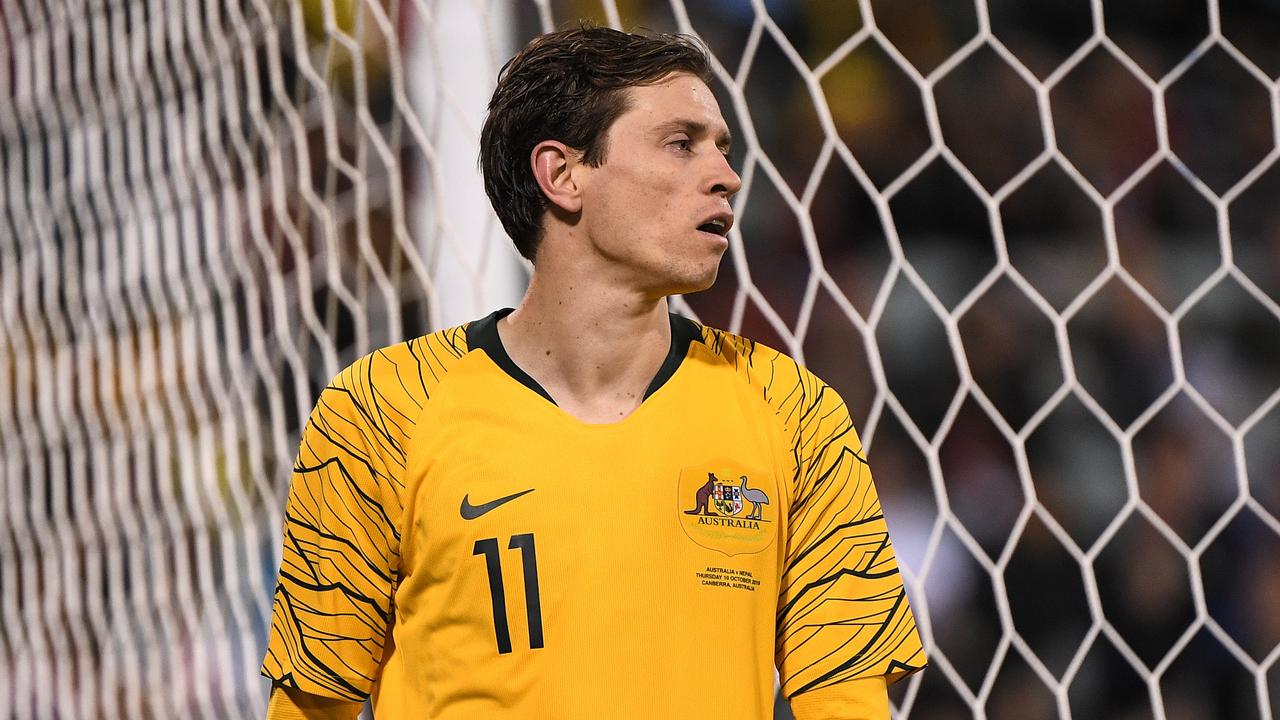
[709,153,742,199]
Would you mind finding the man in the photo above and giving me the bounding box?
[261,26,924,720]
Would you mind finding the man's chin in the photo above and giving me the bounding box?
[661,264,720,297]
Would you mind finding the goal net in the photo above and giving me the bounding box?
[3,0,1278,718]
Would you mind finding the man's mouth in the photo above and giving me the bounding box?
[697,220,727,235]
[696,212,733,236]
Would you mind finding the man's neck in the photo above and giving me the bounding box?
[497,269,673,424]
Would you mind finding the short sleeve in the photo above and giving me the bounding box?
[261,366,405,701]
[776,371,925,700]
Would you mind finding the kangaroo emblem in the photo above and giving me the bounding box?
[684,472,716,516]
[739,475,770,520]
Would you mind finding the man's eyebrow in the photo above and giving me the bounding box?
[654,119,733,151]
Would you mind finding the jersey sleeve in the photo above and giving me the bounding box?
[265,685,362,720]
[775,368,926,700]
[788,676,889,720]
[261,362,406,701]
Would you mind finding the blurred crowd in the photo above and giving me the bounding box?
[529,1,1280,718]
[247,0,1280,715]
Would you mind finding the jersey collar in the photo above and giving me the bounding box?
[465,307,701,406]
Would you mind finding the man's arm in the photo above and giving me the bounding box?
[260,359,409,704]
[773,364,925,705]
[266,684,362,720]
[788,676,889,720]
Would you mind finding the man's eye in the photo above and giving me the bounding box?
[670,138,691,151]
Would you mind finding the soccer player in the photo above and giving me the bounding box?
[261,26,925,720]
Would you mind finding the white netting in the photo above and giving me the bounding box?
[3,0,1279,718]
[2,1,520,716]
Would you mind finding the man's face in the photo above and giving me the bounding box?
[575,72,742,296]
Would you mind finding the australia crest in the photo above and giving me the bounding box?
[677,460,777,556]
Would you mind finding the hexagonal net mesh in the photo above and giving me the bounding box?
[3,0,1279,718]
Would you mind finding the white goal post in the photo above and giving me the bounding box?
[2,1,1279,719]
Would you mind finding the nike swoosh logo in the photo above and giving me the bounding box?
[460,488,535,520]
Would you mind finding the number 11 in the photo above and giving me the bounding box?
[473,533,544,654]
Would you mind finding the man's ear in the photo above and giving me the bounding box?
[530,140,583,215]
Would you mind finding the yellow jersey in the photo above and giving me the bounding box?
[261,309,925,718]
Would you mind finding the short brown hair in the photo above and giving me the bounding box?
[479,25,712,261]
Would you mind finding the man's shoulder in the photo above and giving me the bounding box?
[690,319,861,458]
[328,323,475,405]
[687,318,820,403]
[689,319,808,378]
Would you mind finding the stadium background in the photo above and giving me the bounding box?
[3,0,1279,717]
